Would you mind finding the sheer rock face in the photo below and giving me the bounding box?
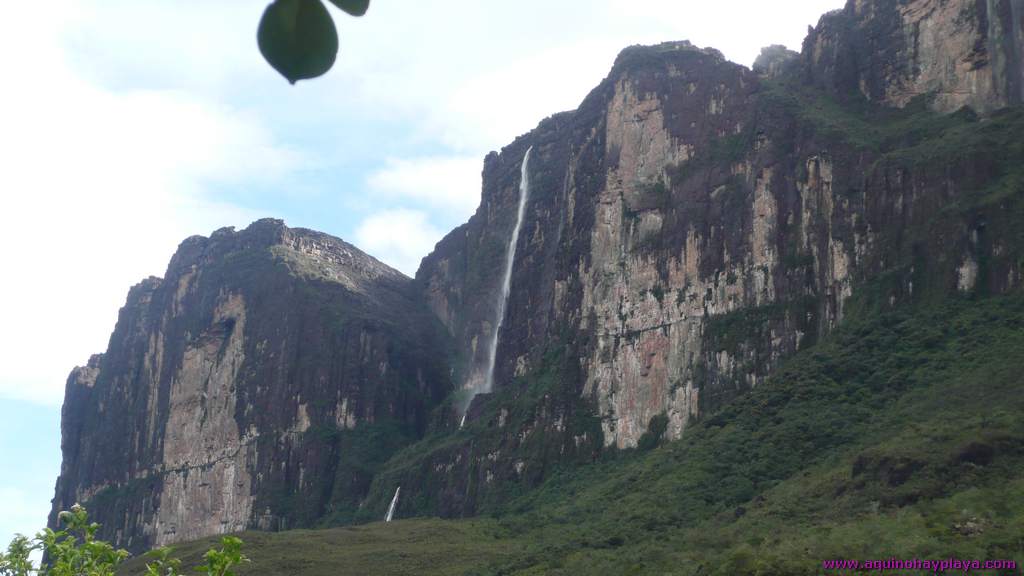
[50,220,451,551]
[420,42,768,449]
[418,0,1024,463]
[803,0,1024,113]
[419,43,819,453]
[53,0,1024,546]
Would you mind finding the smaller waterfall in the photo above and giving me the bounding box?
[384,486,400,522]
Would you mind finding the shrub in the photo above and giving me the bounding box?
[0,505,248,576]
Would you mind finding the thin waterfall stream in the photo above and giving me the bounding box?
[460,146,533,427]
[384,486,400,522]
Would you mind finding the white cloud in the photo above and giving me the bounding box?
[355,210,445,277]
[434,40,623,151]
[367,156,482,218]
[63,0,264,94]
[0,0,303,406]
[328,0,846,154]
[600,0,846,66]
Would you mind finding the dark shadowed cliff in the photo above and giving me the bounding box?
[50,219,451,551]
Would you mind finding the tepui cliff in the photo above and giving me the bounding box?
[50,0,1024,552]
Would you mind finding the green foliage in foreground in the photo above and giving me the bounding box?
[111,290,1024,575]
[257,0,369,84]
[0,506,247,576]
[0,505,128,576]
[144,536,247,576]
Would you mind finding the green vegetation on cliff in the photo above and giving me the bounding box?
[764,79,1024,215]
[115,288,1024,575]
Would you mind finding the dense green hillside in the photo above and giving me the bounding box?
[119,288,1024,575]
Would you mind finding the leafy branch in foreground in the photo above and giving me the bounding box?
[0,504,128,576]
[197,536,249,576]
[0,505,248,576]
[257,0,370,84]
[143,547,181,576]
[145,536,248,576]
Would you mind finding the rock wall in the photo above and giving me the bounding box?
[50,220,452,551]
[416,0,1024,463]
[418,43,810,451]
[803,0,1024,113]
[52,0,1024,547]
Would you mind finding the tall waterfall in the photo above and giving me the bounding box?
[461,146,532,424]
[483,146,533,393]
[385,486,400,522]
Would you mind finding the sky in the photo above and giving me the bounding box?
[0,0,845,552]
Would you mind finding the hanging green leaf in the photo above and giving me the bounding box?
[258,0,339,84]
[327,0,370,17]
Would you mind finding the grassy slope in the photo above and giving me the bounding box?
[120,290,1024,575]
[119,519,516,576]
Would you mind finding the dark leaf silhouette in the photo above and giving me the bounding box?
[327,0,370,17]
[258,0,339,84]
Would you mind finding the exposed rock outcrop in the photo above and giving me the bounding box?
[753,44,799,79]
[50,220,451,551]
[803,0,1024,113]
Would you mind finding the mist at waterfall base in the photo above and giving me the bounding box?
[459,147,533,427]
